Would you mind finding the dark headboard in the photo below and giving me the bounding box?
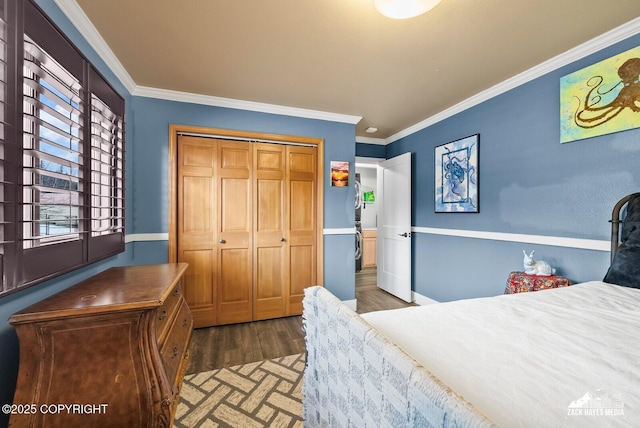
[610,192,640,263]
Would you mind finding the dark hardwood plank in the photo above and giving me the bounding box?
[186,316,304,374]
[356,268,417,313]
[186,267,415,374]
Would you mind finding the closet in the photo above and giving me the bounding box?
[176,133,318,328]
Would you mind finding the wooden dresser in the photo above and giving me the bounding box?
[8,263,192,428]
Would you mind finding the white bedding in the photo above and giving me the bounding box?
[360,281,639,427]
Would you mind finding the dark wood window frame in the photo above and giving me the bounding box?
[0,0,125,297]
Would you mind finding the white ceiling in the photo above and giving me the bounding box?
[66,0,640,141]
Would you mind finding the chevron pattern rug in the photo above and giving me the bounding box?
[173,353,305,428]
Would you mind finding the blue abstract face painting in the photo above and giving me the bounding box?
[435,134,479,213]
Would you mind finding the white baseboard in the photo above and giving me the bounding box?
[412,292,439,305]
[342,299,357,311]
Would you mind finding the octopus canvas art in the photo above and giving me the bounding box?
[560,45,640,143]
[435,134,479,213]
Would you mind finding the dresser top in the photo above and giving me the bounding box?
[10,263,188,324]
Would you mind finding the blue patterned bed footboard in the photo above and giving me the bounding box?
[302,286,495,428]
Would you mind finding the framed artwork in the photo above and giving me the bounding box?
[560,45,640,143]
[330,161,349,187]
[435,134,479,213]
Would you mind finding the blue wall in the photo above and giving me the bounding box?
[356,142,386,158]
[0,1,356,421]
[388,33,640,302]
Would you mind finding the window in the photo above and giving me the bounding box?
[23,34,83,249]
[90,92,124,240]
[0,0,125,297]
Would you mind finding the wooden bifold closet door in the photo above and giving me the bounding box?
[177,136,317,328]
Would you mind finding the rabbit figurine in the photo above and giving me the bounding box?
[522,250,556,276]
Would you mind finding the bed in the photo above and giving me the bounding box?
[302,192,640,427]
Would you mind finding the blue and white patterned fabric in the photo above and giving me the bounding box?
[302,286,495,428]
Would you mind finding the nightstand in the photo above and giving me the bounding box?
[504,271,570,294]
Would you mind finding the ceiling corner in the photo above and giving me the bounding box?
[54,0,137,94]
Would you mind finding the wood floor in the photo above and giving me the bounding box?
[185,267,415,374]
[355,267,418,313]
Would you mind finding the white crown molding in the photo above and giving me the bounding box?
[387,17,640,144]
[54,0,137,94]
[133,86,362,125]
[412,227,610,252]
[356,136,387,145]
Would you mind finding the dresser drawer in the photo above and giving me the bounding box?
[160,299,193,387]
[156,282,183,345]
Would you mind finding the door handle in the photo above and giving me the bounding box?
[280,237,286,242]
[219,239,226,244]
[398,232,411,237]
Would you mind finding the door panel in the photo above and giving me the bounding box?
[220,144,250,169]
[253,144,286,320]
[181,249,215,327]
[289,151,315,174]
[289,244,313,314]
[254,246,285,319]
[377,152,412,302]
[287,146,316,314]
[177,136,217,328]
[183,143,215,167]
[256,180,282,231]
[220,178,250,232]
[216,141,253,324]
[255,247,283,299]
[182,177,212,232]
[256,148,283,170]
[217,247,253,324]
[290,180,314,230]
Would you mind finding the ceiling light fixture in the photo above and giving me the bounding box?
[374,0,442,19]
[365,127,378,133]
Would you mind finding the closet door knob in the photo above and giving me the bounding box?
[280,237,286,242]
[219,239,226,244]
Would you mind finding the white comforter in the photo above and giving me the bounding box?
[361,281,639,427]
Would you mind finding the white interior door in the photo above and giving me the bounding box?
[377,152,412,302]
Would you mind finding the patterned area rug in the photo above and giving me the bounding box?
[174,353,305,428]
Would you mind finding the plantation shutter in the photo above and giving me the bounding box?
[0,0,15,293]
[0,0,125,297]
[88,67,124,261]
[20,2,86,284]
[22,35,84,246]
